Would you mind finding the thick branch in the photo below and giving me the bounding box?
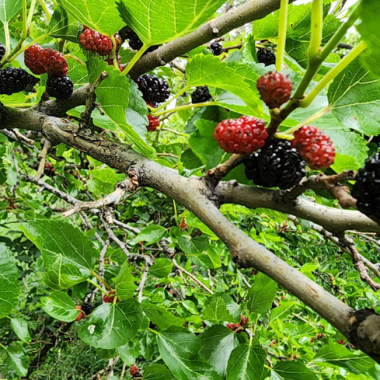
[216,181,380,234]
[129,0,295,78]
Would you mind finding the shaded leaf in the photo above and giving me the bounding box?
[157,326,222,380]
[117,0,226,45]
[200,325,240,377]
[41,291,80,322]
[0,244,20,319]
[79,300,142,349]
[142,302,184,330]
[247,272,277,315]
[226,344,268,380]
[115,262,137,301]
[57,0,124,36]
[11,318,31,343]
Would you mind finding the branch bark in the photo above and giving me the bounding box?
[128,0,296,78]
[216,181,380,234]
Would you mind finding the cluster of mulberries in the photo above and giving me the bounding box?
[0,41,39,95]
[24,44,73,99]
[212,71,336,190]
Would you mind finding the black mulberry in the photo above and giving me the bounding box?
[0,67,38,95]
[257,48,276,66]
[244,139,306,190]
[46,76,73,99]
[352,153,380,218]
[191,86,212,104]
[136,74,170,103]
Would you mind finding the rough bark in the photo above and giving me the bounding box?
[129,0,296,78]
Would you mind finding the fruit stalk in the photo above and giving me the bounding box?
[308,0,323,60]
[87,279,109,295]
[39,0,51,21]
[27,0,37,26]
[154,85,191,112]
[276,0,289,72]
[301,40,367,108]
[22,0,28,40]
[152,101,217,116]
[122,44,150,76]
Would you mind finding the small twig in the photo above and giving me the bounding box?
[337,43,353,50]
[161,127,187,136]
[100,214,130,256]
[113,219,141,235]
[283,171,357,208]
[35,139,52,180]
[13,129,35,145]
[98,239,111,282]
[172,258,213,295]
[62,177,135,217]
[137,257,154,302]
[81,71,109,127]
[341,235,380,292]
[206,154,247,186]
[223,44,243,52]
[170,60,186,73]
[289,215,380,290]
[156,153,178,159]
[79,211,104,246]
[237,270,252,288]
[10,150,20,197]
[120,363,126,379]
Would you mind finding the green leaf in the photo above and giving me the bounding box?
[150,258,173,278]
[186,55,262,114]
[189,119,222,170]
[357,0,380,78]
[22,219,98,272]
[247,272,277,315]
[142,302,184,330]
[226,344,268,380]
[117,0,226,46]
[87,57,155,158]
[328,57,380,136]
[144,364,174,380]
[0,244,20,319]
[126,78,149,139]
[57,0,125,36]
[157,326,222,380]
[0,0,23,23]
[87,168,118,195]
[67,56,89,90]
[203,297,234,324]
[48,6,82,42]
[314,344,374,374]
[41,291,80,322]
[253,3,341,68]
[10,318,31,343]
[79,300,142,349]
[324,130,368,172]
[115,262,137,301]
[117,341,141,365]
[5,342,28,377]
[271,361,318,380]
[42,258,89,290]
[135,226,168,245]
[269,302,295,323]
[200,325,240,377]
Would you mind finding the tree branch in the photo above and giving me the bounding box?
[128,0,296,78]
[216,181,380,234]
